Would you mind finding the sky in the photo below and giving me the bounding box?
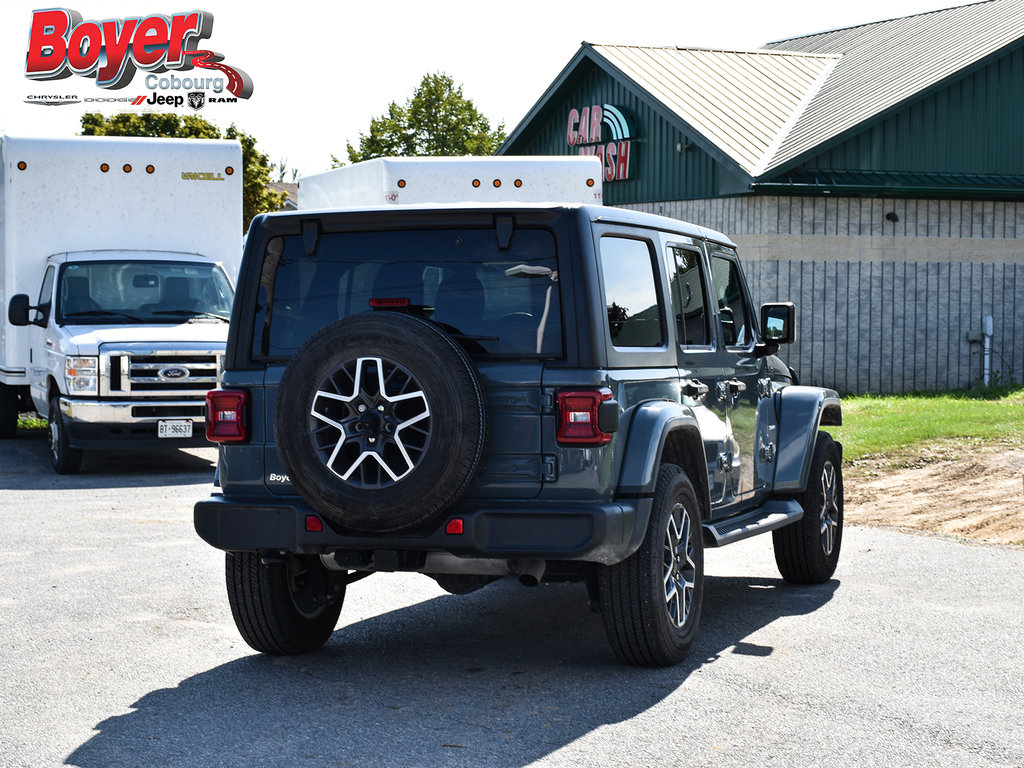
[1,0,963,179]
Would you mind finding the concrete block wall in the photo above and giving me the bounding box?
[628,196,1024,393]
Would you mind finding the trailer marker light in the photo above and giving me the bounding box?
[100,163,109,172]
[146,165,155,174]
[397,179,406,188]
[225,166,234,175]
[17,161,26,171]
[586,178,595,187]
[492,179,501,188]
[445,518,464,535]
[514,179,523,188]
[123,164,132,173]
[305,515,324,532]
[472,179,481,188]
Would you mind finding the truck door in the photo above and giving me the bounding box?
[27,265,56,413]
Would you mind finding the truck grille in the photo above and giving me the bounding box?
[100,348,222,398]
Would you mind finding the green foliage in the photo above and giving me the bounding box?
[80,113,287,232]
[830,386,1024,462]
[344,73,506,165]
[17,414,46,430]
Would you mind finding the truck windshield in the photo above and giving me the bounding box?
[57,260,234,325]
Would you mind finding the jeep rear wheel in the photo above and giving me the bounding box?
[226,552,345,655]
[599,464,705,666]
[773,431,843,584]
[275,312,486,533]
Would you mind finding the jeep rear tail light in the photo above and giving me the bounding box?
[206,389,248,443]
[557,388,616,445]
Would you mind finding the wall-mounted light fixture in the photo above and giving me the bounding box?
[885,211,899,223]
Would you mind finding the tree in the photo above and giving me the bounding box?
[80,113,287,232]
[343,73,506,165]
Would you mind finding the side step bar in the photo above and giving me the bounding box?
[702,499,803,548]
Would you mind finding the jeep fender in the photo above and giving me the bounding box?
[772,386,843,494]
[615,399,710,559]
[617,400,709,495]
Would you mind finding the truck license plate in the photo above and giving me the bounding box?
[158,419,193,438]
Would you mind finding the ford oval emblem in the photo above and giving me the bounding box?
[158,366,190,381]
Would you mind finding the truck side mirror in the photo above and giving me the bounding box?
[760,302,796,345]
[7,294,47,328]
[8,294,32,326]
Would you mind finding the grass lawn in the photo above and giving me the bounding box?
[828,385,1024,462]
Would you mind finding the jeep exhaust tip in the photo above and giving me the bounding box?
[512,558,546,587]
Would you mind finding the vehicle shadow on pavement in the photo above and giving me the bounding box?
[66,575,838,768]
[2,428,216,490]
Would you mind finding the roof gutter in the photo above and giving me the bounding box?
[749,182,1024,201]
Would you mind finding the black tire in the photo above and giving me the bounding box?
[226,552,345,655]
[599,464,705,666]
[48,395,83,474]
[0,383,18,439]
[773,431,843,584]
[275,312,486,533]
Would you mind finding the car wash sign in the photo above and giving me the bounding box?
[566,104,634,182]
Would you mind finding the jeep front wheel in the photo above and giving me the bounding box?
[599,463,705,666]
[773,431,843,584]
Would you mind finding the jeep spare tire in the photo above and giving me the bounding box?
[275,312,486,533]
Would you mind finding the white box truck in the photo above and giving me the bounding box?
[0,135,242,473]
[298,155,604,208]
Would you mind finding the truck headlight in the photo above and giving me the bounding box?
[66,356,98,394]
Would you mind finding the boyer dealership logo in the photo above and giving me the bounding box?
[23,8,252,104]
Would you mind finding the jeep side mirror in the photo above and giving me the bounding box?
[760,302,796,345]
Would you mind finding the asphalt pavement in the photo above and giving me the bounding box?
[1,427,1022,767]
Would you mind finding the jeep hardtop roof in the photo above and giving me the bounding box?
[251,202,736,250]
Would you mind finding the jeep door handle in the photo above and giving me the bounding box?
[726,379,746,394]
[682,379,708,400]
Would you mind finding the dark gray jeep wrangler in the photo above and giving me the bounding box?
[194,159,842,666]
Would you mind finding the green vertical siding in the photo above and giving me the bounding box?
[800,46,1024,175]
[502,62,722,204]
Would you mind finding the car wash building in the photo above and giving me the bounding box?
[499,0,1024,393]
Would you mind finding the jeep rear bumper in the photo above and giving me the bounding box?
[193,495,652,565]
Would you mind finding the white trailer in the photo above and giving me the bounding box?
[0,134,242,472]
[298,155,604,208]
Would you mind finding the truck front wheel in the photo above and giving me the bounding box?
[226,552,345,655]
[48,395,82,474]
[599,463,705,666]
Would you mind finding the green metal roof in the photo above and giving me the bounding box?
[762,0,1024,175]
[503,0,1024,197]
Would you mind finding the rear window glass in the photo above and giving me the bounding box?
[252,228,562,359]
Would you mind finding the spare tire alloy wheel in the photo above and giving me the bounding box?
[311,355,430,487]
[276,313,486,533]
